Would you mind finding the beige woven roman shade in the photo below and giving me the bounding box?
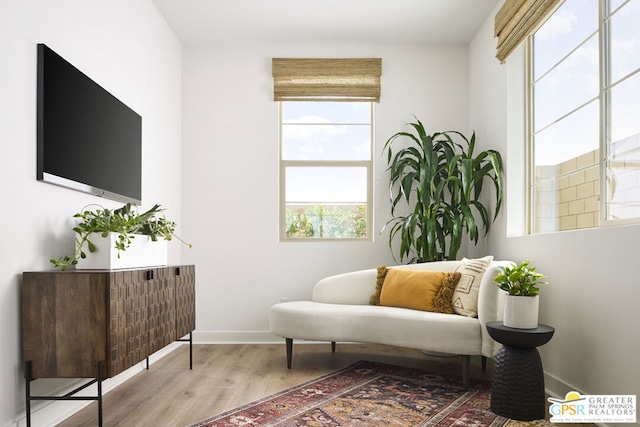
[495,0,563,63]
[272,58,382,102]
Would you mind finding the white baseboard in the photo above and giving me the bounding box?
[544,370,585,400]
[192,330,341,345]
[193,330,285,344]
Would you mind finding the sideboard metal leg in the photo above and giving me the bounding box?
[23,360,104,426]
[176,332,195,369]
[97,361,103,427]
[25,361,32,427]
[189,332,193,369]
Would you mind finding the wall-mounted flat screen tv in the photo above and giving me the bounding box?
[37,43,142,204]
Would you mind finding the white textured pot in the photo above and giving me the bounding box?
[503,295,539,329]
[75,233,167,270]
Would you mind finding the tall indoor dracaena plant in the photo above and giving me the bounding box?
[383,117,503,263]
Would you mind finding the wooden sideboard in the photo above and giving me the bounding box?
[21,265,195,426]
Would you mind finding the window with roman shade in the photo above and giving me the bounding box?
[494,0,563,63]
[272,58,381,102]
[273,58,380,240]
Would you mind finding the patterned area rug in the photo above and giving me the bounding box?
[188,360,554,427]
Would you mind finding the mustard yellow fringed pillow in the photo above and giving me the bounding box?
[373,268,461,313]
[369,265,388,305]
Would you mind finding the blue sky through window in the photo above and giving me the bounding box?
[281,101,372,205]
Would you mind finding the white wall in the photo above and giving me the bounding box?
[468,2,640,401]
[181,43,471,340]
[0,1,182,425]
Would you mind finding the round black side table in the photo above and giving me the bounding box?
[486,321,555,421]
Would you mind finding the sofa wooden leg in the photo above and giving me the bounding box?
[331,341,336,352]
[461,355,470,390]
[286,338,293,369]
[481,356,487,371]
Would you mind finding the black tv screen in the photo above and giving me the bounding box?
[37,43,142,204]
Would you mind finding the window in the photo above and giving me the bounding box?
[280,101,372,240]
[273,58,380,241]
[529,0,640,233]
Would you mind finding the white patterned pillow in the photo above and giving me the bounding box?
[452,256,494,317]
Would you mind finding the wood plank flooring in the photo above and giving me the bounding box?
[55,343,591,427]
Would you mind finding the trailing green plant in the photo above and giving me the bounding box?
[383,117,503,263]
[494,259,548,296]
[51,203,191,270]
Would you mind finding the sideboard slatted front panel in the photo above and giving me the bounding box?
[148,267,177,354]
[176,265,196,338]
[109,269,151,377]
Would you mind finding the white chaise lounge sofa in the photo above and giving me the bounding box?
[269,257,511,389]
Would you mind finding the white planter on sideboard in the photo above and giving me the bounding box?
[75,233,168,270]
[503,295,539,329]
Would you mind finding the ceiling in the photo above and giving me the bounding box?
[151,0,501,45]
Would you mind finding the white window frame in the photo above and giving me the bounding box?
[279,102,374,241]
[527,0,640,234]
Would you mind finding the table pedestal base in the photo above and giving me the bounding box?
[490,346,546,421]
